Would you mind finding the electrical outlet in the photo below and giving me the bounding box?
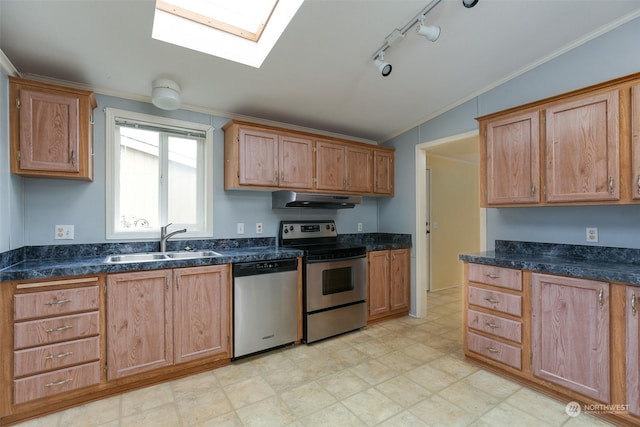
[237,223,244,234]
[55,225,74,240]
[586,227,598,243]
[357,223,363,232]
[256,223,263,234]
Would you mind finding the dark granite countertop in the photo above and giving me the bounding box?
[0,233,412,282]
[459,240,640,286]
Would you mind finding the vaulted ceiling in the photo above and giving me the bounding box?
[2,0,639,142]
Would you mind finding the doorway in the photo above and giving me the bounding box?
[414,130,485,318]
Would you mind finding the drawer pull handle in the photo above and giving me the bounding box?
[486,347,499,354]
[485,274,500,279]
[484,297,500,304]
[45,351,73,361]
[45,298,72,306]
[45,378,72,387]
[485,322,500,329]
[44,325,73,333]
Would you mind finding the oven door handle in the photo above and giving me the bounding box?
[306,254,366,264]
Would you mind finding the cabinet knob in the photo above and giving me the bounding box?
[632,293,637,317]
[608,176,614,194]
[598,288,604,309]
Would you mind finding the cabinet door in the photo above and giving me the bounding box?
[389,249,410,313]
[368,251,390,318]
[531,273,610,401]
[315,140,345,190]
[484,111,540,205]
[238,127,279,186]
[106,270,173,380]
[545,90,619,202]
[374,150,394,195]
[19,89,80,173]
[173,265,230,364]
[279,135,314,189]
[627,287,640,416]
[346,146,372,193]
[632,84,640,200]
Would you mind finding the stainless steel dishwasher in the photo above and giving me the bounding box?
[233,258,298,359]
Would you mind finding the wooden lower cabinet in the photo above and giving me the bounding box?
[367,249,410,322]
[0,267,232,425]
[106,265,230,379]
[627,286,640,417]
[464,262,640,426]
[531,273,610,402]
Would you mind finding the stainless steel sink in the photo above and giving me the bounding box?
[165,250,222,259]
[106,250,222,263]
[106,253,169,263]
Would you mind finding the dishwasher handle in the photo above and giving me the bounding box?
[233,258,298,277]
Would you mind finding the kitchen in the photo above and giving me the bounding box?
[2,0,640,426]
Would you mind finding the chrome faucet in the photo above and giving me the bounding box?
[160,223,187,252]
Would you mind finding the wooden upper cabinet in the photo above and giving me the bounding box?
[9,77,96,181]
[315,140,346,191]
[483,110,540,205]
[224,120,394,196]
[225,122,313,190]
[632,84,640,200]
[346,145,372,193]
[545,90,620,203]
[279,134,314,189]
[374,149,394,195]
[237,127,279,186]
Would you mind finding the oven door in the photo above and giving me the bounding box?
[305,256,366,312]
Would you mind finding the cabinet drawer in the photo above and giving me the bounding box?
[467,332,521,370]
[14,286,99,320]
[468,286,522,317]
[14,312,99,349]
[468,264,522,290]
[467,309,522,343]
[14,361,100,405]
[14,337,100,377]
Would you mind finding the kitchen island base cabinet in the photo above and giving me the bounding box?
[106,265,230,380]
[367,249,410,322]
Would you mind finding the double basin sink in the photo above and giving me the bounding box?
[106,250,222,264]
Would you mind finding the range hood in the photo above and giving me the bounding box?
[272,191,361,209]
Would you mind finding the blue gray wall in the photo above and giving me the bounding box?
[382,16,640,313]
[4,92,379,247]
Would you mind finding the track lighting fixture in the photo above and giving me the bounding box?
[373,52,392,77]
[416,19,441,42]
[371,0,477,77]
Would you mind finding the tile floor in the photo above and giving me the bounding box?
[16,287,614,427]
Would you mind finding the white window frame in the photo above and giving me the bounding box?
[105,107,214,240]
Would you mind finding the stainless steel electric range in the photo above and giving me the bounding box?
[279,220,367,343]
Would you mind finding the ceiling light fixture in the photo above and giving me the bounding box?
[371,0,478,77]
[374,52,393,77]
[416,19,441,42]
[151,78,181,110]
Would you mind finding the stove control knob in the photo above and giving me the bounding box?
[289,225,294,231]
[284,228,289,234]
[330,225,335,231]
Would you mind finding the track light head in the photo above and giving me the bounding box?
[373,53,392,77]
[462,0,479,8]
[416,23,441,42]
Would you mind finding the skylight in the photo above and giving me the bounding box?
[152,0,303,68]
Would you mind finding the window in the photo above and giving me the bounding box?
[105,108,214,240]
